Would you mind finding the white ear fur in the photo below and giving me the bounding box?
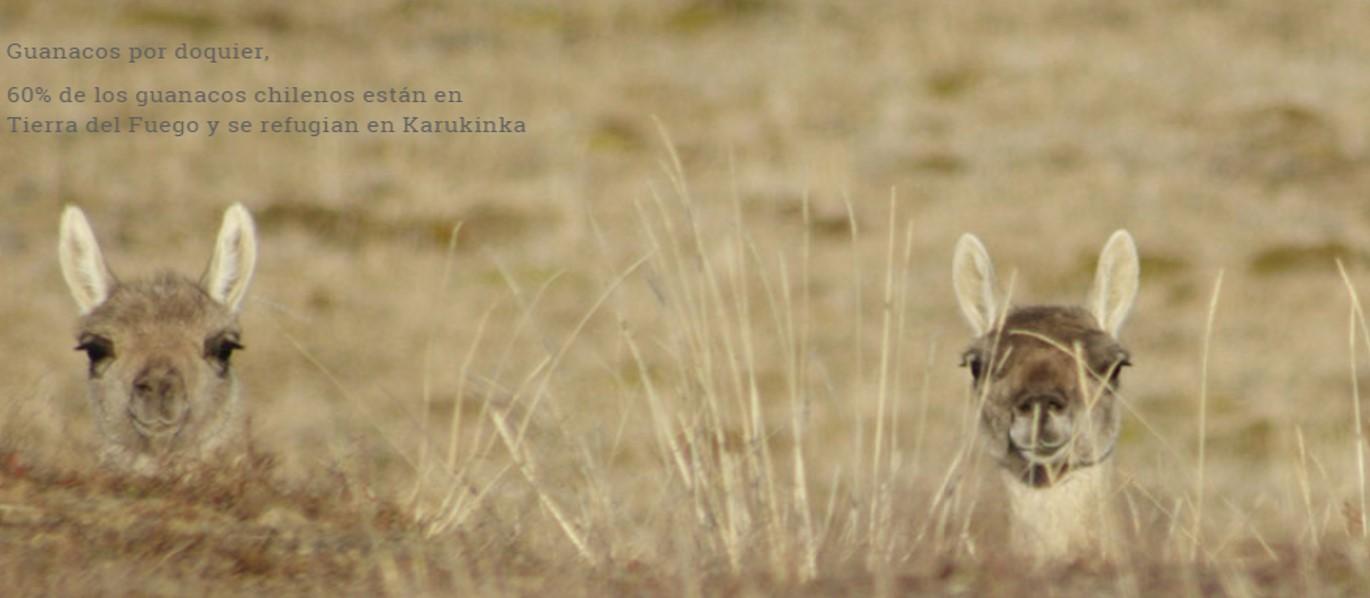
[203,203,257,312]
[1087,230,1139,337]
[952,234,1002,337]
[58,206,116,314]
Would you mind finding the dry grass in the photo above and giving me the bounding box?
[4,0,1370,594]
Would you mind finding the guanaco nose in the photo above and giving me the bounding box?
[1014,393,1069,448]
[131,362,187,423]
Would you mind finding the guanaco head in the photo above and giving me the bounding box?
[58,204,256,467]
[953,231,1138,488]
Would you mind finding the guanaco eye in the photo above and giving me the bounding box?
[204,333,244,372]
[961,350,985,381]
[75,335,114,364]
[1108,357,1132,384]
[74,335,115,377]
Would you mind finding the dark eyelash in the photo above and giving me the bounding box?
[204,333,244,371]
[961,351,985,380]
[74,336,114,363]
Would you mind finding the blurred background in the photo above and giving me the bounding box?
[3,0,1370,592]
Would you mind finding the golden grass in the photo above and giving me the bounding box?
[4,0,1370,594]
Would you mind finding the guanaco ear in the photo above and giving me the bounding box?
[59,206,117,314]
[203,203,257,312]
[953,234,1002,337]
[1087,230,1139,337]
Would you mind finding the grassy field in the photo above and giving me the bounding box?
[4,0,1370,594]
